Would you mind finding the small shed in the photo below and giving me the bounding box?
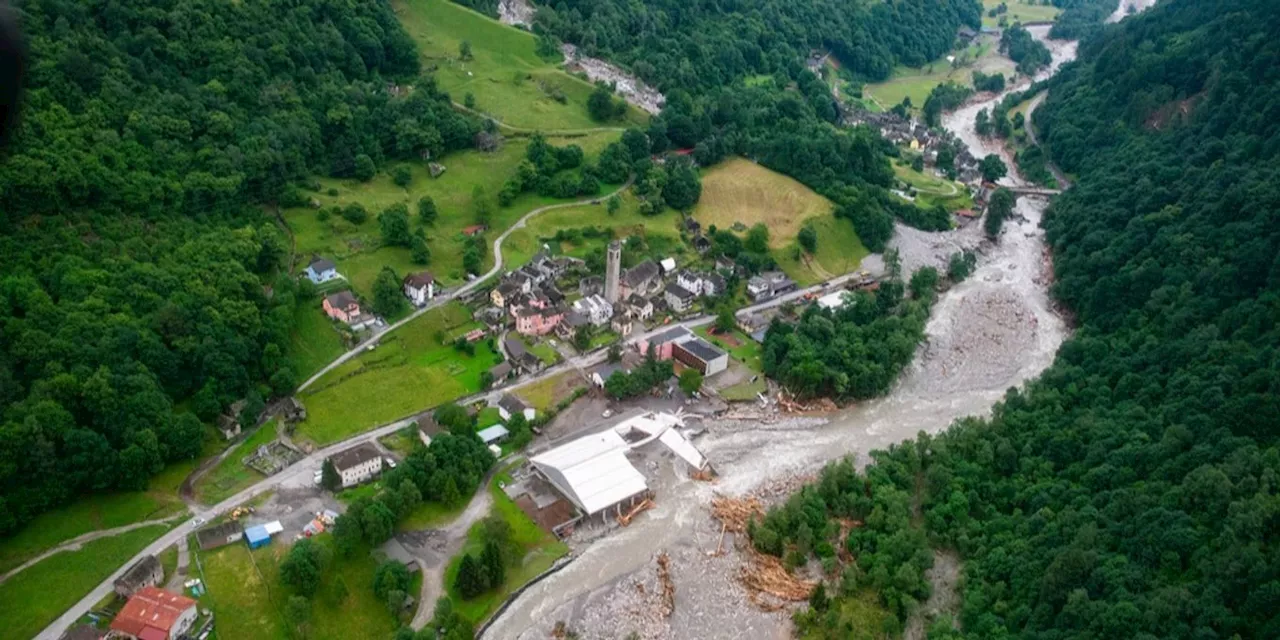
[245,525,272,549]
[477,425,510,445]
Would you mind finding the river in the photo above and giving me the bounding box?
[482,17,1112,640]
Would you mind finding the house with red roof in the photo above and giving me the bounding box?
[110,586,197,640]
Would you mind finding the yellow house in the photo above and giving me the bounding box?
[909,138,921,151]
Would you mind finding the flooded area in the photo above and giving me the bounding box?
[483,20,1115,640]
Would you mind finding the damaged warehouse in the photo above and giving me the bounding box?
[505,412,709,536]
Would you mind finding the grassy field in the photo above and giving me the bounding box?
[517,371,586,413]
[197,537,404,640]
[285,131,619,299]
[525,339,560,366]
[401,501,468,531]
[193,421,279,505]
[502,191,689,270]
[983,0,1061,27]
[695,326,764,372]
[893,162,976,212]
[443,461,569,624]
[0,468,193,576]
[379,428,421,458]
[394,0,647,131]
[287,304,346,382]
[295,303,499,445]
[0,524,171,640]
[863,36,1016,110]
[720,378,767,402]
[773,215,871,286]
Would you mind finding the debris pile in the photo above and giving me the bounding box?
[777,392,838,414]
[710,495,765,533]
[689,468,715,482]
[617,499,655,527]
[656,553,675,617]
[738,547,816,610]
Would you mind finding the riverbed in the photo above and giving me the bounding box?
[482,19,1100,640]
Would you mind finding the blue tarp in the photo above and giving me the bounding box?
[245,525,271,549]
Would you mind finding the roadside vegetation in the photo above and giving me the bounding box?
[194,421,281,505]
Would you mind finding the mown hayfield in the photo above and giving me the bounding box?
[693,157,868,284]
[694,158,834,247]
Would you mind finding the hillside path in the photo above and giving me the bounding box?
[0,516,183,586]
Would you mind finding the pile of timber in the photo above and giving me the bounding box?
[710,495,765,533]
[656,552,675,617]
[739,546,816,609]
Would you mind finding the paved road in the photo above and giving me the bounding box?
[35,266,862,640]
[296,178,634,393]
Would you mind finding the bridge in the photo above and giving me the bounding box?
[1009,186,1062,197]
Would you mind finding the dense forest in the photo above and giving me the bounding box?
[760,0,1280,637]
[763,265,939,399]
[1048,0,1120,40]
[535,0,979,90]
[0,0,479,535]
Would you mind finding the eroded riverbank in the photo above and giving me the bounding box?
[482,25,1084,640]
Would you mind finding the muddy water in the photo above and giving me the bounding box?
[484,26,1093,640]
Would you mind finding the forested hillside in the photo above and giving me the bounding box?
[0,0,476,535]
[754,0,1280,637]
[536,0,979,89]
[531,0,979,248]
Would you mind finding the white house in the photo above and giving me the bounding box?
[403,272,435,306]
[329,443,384,488]
[305,257,339,284]
[659,257,677,274]
[497,394,536,422]
[664,283,696,313]
[675,270,704,296]
[572,294,614,326]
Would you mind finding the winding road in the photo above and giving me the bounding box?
[296,176,634,393]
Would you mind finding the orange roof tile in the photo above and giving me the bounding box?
[110,586,195,638]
